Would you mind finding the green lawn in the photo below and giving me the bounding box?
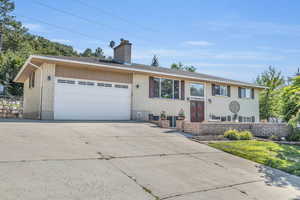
[209,140,300,176]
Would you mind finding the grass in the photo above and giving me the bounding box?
[209,140,300,176]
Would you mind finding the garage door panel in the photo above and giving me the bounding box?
[54,78,131,120]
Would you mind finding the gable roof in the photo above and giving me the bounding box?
[14,55,266,89]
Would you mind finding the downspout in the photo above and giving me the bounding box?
[29,62,43,120]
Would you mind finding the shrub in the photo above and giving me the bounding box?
[269,135,279,141]
[224,129,240,140]
[160,111,167,120]
[224,129,253,140]
[287,128,300,141]
[239,131,253,140]
[178,109,185,119]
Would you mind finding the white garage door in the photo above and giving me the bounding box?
[54,77,131,120]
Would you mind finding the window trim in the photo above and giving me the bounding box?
[240,87,252,99]
[214,84,228,97]
[151,77,181,100]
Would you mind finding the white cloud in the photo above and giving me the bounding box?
[23,23,44,32]
[183,41,214,46]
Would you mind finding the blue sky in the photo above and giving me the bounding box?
[14,0,300,82]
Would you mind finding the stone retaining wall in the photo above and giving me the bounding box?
[181,121,291,138]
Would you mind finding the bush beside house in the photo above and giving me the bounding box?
[224,129,253,140]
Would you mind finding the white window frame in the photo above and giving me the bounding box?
[189,83,205,98]
[215,84,228,96]
[153,77,181,100]
[241,88,251,98]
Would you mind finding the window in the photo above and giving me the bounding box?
[209,114,232,122]
[240,88,251,98]
[115,84,128,89]
[190,83,204,97]
[29,71,35,88]
[153,78,160,97]
[214,85,228,96]
[78,81,87,85]
[57,79,75,84]
[238,116,255,123]
[161,78,173,99]
[174,80,180,99]
[86,82,95,86]
[97,83,112,87]
[150,77,180,99]
[78,81,94,86]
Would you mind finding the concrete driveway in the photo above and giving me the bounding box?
[0,120,299,200]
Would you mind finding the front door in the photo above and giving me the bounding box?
[190,101,205,122]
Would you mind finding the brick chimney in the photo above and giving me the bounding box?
[113,39,132,64]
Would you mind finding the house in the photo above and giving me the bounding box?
[14,40,265,123]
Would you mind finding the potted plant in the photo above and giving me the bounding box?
[176,109,185,130]
[178,109,185,120]
[160,111,169,128]
[160,111,167,120]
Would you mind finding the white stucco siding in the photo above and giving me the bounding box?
[23,69,41,119]
[132,73,190,121]
[205,84,260,122]
[132,73,260,122]
[22,63,56,119]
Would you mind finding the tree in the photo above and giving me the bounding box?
[0,51,24,95]
[184,65,196,72]
[81,48,93,57]
[280,76,300,125]
[170,62,196,72]
[255,66,285,121]
[0,0,80,96]
[151,55,159,67]
[94,47,105,58]
[171,62,183,70]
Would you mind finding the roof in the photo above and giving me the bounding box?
[14,55,266,89]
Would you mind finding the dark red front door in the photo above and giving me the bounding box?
[190,101,205,122]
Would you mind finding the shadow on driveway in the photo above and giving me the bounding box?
[258,165,300,190]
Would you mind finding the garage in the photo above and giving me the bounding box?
[54,77,131,120]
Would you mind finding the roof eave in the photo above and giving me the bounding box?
[15,55,267,89]
[13,55,34,83]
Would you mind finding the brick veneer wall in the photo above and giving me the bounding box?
[181,122,291,138]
